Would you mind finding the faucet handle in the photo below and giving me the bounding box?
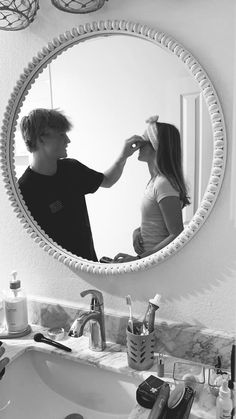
[80,289,104,306]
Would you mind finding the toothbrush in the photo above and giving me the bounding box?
[126,295,134,334]
[34,333,72,352]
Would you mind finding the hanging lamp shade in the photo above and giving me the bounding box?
[0,0,39,31]
[51,0,108,14]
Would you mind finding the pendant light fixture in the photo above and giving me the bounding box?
[51,0,108,14]
[0,0,39,31]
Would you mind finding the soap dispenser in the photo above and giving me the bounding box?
[3,271,29,334]
[216,379,233,419]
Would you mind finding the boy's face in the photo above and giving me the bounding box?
[39,128,70,159]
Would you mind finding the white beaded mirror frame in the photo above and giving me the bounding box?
[0,20,226,275]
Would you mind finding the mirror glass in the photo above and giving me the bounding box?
[14,35,213,261]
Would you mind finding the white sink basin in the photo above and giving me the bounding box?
[0,350,141,419]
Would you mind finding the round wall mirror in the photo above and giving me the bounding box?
[0,20,226,275]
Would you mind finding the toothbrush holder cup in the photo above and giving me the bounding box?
[126,322,156,371]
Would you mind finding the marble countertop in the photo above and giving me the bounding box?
[1,325,217,419]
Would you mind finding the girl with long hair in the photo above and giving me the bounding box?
[114,115,190,262]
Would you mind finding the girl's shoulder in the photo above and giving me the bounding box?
[153,175,172,188]
[153,175,179,197]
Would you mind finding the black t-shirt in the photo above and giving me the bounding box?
[18,158,104,261]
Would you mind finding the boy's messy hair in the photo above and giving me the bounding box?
[20,108,72,152]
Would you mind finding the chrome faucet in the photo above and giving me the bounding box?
[68,289,106,351]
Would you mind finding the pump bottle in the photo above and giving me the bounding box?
[216,379,233,419]
[3,271,29,334]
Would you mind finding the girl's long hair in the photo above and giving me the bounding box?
[156,122,190,207]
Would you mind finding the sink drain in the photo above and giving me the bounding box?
[64,414,84,419]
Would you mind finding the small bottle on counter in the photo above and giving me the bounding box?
[157,353,165,377]
[216,379,233,419]
[3,271,29,334]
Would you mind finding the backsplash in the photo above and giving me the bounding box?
[28,298,235,368]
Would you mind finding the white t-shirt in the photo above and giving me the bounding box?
[140,175,180,252]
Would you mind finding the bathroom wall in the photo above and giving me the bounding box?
[0,0,236,335]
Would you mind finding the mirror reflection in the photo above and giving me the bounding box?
[14,36,213,261]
